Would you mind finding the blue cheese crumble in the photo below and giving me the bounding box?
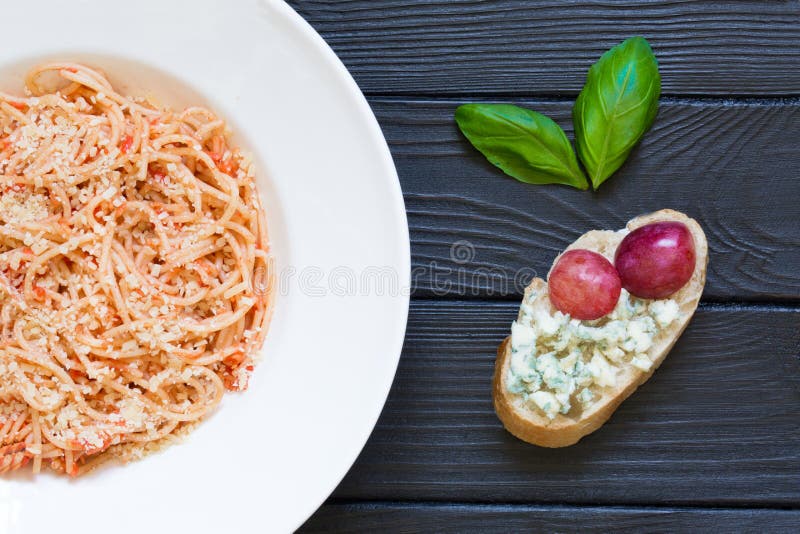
[508,289,680,420]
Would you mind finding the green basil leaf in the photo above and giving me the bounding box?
[455,103,588,190]
[573,36,661,189]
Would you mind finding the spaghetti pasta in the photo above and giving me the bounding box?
[0,63,273,476]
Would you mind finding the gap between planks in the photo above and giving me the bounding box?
[365,93,800,106]
[321,498,800,512]
[301,501,800,532]
[408,296,800,311]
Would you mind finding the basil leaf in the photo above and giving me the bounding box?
[573,36,661,189]
[455,104,588,190]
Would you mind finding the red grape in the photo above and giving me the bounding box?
[614,222,695,299]
[548,249,621,320]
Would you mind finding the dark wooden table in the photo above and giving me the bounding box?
[291,1,800,531]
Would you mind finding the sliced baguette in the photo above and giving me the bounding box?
[493,209,708,447]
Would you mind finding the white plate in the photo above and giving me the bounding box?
[0,1,409,532]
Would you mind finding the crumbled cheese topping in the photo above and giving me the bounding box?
[0,190,49,223]
[508,288,681,419]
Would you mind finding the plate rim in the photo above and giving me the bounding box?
[271,1,411,529]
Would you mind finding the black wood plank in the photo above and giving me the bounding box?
[288,0,800,96]
[371,98,800,301]
[301,503,800,533]
[331,301,800,505]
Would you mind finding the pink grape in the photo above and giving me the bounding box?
[548,249,621,320]
[614,222,696,299]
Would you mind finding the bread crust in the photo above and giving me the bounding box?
[493,209,708,447]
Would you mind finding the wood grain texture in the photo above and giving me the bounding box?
[287,0,800,96]
[300,503,800,533]
[371,99,800,301]
[288,2,800,527]
[331,301,800,505]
